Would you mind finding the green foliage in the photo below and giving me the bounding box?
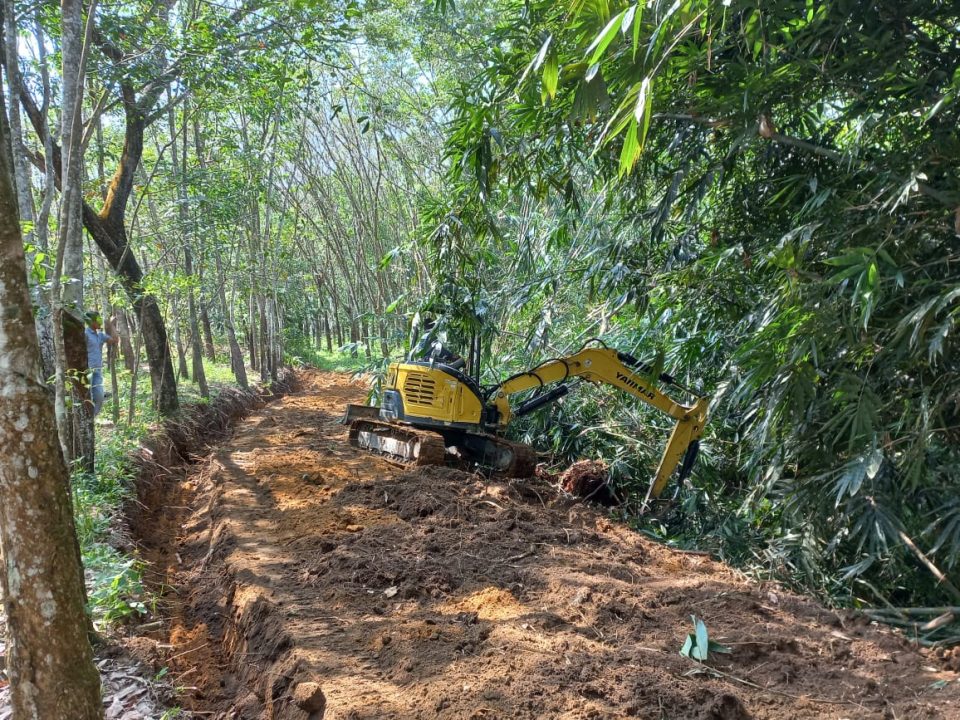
[73,426,147,627]
[85,546,148,625]
[680,615,730,661]
[421,0,960,608]
[285,333,382,373]
[18,0,958,631]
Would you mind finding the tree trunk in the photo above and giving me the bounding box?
[334,308,344,347]
[171,297,189,381]
[264,296,279,381]
[247,294,259,372]
[213,242,247,388]
[29,12,57,384]
[115,309,136,371]
[34,315,57,381]
[323,312,333,352]
[127,321,143,425]
[379,319,390,358]
[2,0,36,247]
[0,69,103,720]
[96,254,120,423]
[184,250,208,396]
[200,302,216,361]
[272,295,283,378]
[108,325,120,424]
[349,311,359,358]
[169,96,207,397]
[59,309,95,472]
[258,295,269,382]
[57,0,84,313]
[51,0,92,469]
[362,317,372,359]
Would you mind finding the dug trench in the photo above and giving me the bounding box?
[126,369,960,719]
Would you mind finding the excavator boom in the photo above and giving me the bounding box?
[490,348,709,498]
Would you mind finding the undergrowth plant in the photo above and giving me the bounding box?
[285,332,379,374]
[77,357,240,628]
[74,415,150,628]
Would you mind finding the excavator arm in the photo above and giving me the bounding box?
[490,347,709,498]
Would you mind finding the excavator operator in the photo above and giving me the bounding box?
[412,318,466,370]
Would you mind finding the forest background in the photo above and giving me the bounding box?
[2,0,959,637]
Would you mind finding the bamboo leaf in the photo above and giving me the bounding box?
[619,119,640,176]
[632,2,643,57]
[519,35,552,89]
[621,4,637,36]
[542,51,559,101]
[693,615,709,661]
[586,10,626,65]
[634,76,652,123]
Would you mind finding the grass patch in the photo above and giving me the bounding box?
[286,336,387,373]
[78,355,241,628]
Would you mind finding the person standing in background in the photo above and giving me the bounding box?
[84,311,118,416]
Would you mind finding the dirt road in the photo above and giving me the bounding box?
[140,370,960,719]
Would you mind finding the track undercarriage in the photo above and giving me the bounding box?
[347,417,537,477]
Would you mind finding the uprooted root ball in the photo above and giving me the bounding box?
[560,459,618,506]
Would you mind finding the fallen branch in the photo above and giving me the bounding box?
[167,643,208,661]
[896,529,960,604]
[690,663,859,707]
[863,607,960,648]
[865,607,960,617]
[921,612,955,633]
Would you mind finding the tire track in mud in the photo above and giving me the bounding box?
[149,370,960,720]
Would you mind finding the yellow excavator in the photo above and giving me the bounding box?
[344,340,709,499]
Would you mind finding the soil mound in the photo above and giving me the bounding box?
[133,370,960,719]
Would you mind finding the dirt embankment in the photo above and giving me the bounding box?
[128,370,960,720]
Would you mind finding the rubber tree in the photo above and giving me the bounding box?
[167,94,207,397]
[53,0,95,470]
[32,0,307,413]
[17,27,183,414]
[0,0,54,368]
[1,0,35,246]
[0,67,103,720]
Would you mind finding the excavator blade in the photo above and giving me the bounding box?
[341,403,382,424]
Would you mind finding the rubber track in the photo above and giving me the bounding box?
[496,437,538,478]
[349,420,538,478]
[348,419,448,467]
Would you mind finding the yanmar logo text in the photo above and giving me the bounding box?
[617,372,656,399]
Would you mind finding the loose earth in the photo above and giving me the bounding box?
[131,370,960,719]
